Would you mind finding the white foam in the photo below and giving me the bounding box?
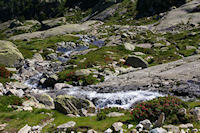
[61,87,164,109]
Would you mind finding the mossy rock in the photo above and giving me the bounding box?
[54,95,90,115]
[0,40,24,67]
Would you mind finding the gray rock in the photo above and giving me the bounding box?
[112,122,123,132]
[0,40,24,67]
[186,46,196,50]
[154,113,165,127]
[192,129,198,133]
[163,125,180,133]
[178,108,187,115]
[7,89,24,97]
[54,95,92,115]
[104,128,113,133]
[139,119,153,130]
[106,112,125,117]
[150,128,167,133]
[124,43,135,51]
[31,125,41,131]
[75,69,91,76]
[136,124,144,132]
[46,53,57,60]
[179,123,193,129]
[136,43,152,49]
[125,55,148,68]
[153,43,165,48]
[54,83,73,90]
[18,124,31,133]
[22,106,33,111]
[128,124,134,129]
[36,93,54,109]
[190,107,200,121]
[57,121,76,131]
[87,129,98,133]
[130,129,138,133]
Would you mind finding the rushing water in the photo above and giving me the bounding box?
[56,87,164,109]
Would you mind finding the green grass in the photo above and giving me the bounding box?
[43,110,132,132]
[0,96,23,112]
[0,111,51,132]
[13,34,80,59]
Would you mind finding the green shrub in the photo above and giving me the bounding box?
[0,96,23,112]
[97,111,107,121]
[131,96,188,123]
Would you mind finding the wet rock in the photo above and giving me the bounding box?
[139,119,153,130]
[154,113,165,127]
[150,127,167,133]
[42,74,58,88]
[124,43,135,51]
[106,112,124,117]
[57,121,76,132]
[18,124,31,133]
[125,55,148,68]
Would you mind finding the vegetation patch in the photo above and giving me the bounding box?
[0,96,23,112]
[131,96,194,124]
[13,34,80,59]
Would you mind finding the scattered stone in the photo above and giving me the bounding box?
[178,108,187,115]
[186,46,196,50]
[31,125,41,131]
[128,124,134,129]
[23,106,33,111]
[130,129,138,133]
[136,43,152,49]
[18,124,31,133]
[104,128,113,133]
[163,125,180,133]
[54,83,73,90]
[112,122,123,132]
[139,119,153,130]
[36,93,54,109]
[46,53,57,60]
[190,107,200,121]
[87,129,98,133]
[179,123,193,129]
[125,55,148,68]
[180,129,186,133]
[134,52,146,56]
[150,127,167,133]
[0,123,7,131]
[136,124,144,132]
[106,112,124,117]
[124,43,135,51]
[57,121,76,131]
[75,69,91,76]
[192,129,198,133]
[154,113,165,127]
[153,43,165,48]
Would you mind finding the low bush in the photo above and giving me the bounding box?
[0,66,11,78]
[131,96,188,124]
[0,96,23,112]
[97,111,107,121]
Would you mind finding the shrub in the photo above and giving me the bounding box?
[0,66,11,78]
[131,96,188,123]
[0,96,23,112]
[97,111,107,121]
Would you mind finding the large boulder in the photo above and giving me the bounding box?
[136,0,186,17]
[0,40,24,67]
[125,55,148,68]
[35,93,55,109]
[54,95,94,115]
[57,121,76,132]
